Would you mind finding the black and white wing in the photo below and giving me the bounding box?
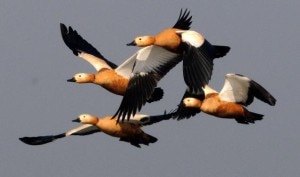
[19,124,100,145]
[60,23,117,71]
[179,30,230,93]
[126,111,174,126]
[114,45,182,122]
[219,73,276,106]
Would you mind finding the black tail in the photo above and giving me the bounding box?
[147,87,164,103]
[235,111,264,124]
[213,45,231,58]
[19,134,65,145]
[119,133,158,148]
[143,133,157,145]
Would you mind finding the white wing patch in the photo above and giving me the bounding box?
[79,52,112,71]
[115,45,179,79]
[65,124,100,136]
[203,85,218,96]
[115,52,138,79]
[123,114,149,125]
[219,73,251,103]
[178,30,205,48]
[133,45,179,74]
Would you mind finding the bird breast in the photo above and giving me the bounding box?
[95,70,129,95]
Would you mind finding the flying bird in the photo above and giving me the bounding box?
[61,24,182,122]
[172,73,276,124]
[127,9,230,94]
[19,112,174,148]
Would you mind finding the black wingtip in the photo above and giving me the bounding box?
[213,45,231,58]
[147,87,164,103]
[60,23,80,56]
[172,8,192,30]
[19,134,65,145]
[249,79,277,106]
[268,96,277,106]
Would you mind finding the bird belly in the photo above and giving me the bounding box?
[214,103,245,119]
[201,96,245,119]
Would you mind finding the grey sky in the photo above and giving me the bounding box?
[1,0,299,176]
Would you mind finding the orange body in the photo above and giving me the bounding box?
[94,69,129,95]
[154,29,182,52]
[97,117,143,138]
[197,93,247,119]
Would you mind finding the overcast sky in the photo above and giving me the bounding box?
[1,1,299,177]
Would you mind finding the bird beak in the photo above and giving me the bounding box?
[126,41,136,46]
[72,118,80,122]
[67,77,76,82]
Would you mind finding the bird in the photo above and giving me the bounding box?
[127,9,230,94]
[19,112,174,148]
[61,23,182,122]
[172,73,276,124]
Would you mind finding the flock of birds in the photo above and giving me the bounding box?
[19,9,276,148]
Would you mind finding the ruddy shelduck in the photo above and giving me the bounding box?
[127,9,230,93]
[172,73,276,124]
[61,24,182,122]
[19,112,174,148]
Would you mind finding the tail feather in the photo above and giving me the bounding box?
[213,45,231,58]
[147,87,164,103]
[235,111,264,124]
[119,137,141,148]
[119,133,158,148]
[19,134,65,145]
[145,134,158,144]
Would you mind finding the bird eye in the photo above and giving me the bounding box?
[138,38,142,41]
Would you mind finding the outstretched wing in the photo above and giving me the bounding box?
[248,78,276,106]
[219,73,276,106]
[219,73,252,105]
[19,124,100,146]
[19,134,65,145]
[172,9,192,30]
[60,23,117,70]
[65,124,101,136]
[127,111,174,126]
[113,45,182,122]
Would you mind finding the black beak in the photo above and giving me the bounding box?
[72,118,80,122]
[126,40,136,46]
[67,77,76,82]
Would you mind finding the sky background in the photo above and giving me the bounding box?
[1,1,299,177]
